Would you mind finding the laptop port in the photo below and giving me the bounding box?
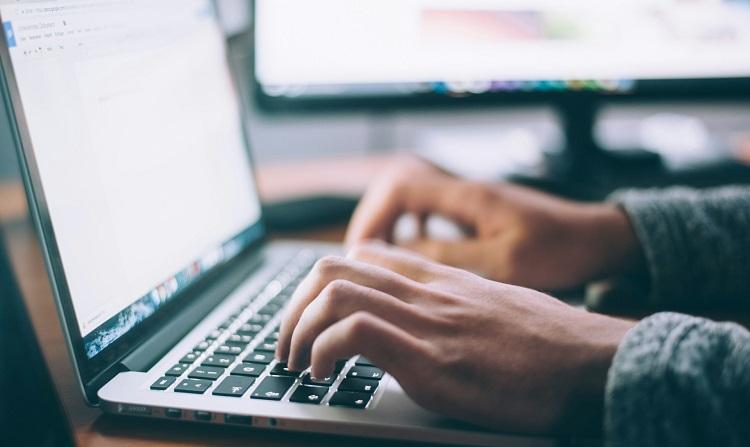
[164,408,182,419]
[225,414,252,425]
[194,411,212,421]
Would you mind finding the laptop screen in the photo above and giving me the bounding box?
[0,0,263,358]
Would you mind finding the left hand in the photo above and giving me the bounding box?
[276,242,634,434]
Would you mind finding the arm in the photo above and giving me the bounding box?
[607,312,750,447]
[613,187,750,308]
[276,242,635,434]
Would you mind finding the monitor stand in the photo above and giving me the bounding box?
[510,98,750,200]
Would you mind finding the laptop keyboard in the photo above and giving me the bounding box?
[149,250,384,410]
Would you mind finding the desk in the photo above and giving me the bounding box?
[0,156,448,447]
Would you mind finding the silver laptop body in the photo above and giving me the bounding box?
[0,1,552,445]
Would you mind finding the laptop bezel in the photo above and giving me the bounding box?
[0,1,270,403]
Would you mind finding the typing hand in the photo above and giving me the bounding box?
[346,157,642,291]
[276,242,634,434]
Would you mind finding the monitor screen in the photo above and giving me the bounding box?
[255,0,750,100]
[1,0,263,358]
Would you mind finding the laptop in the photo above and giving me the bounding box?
[0,1,550,445]
[0,230,75,447]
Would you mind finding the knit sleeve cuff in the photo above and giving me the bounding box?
[605,312,750,447]
[608,189,697,307]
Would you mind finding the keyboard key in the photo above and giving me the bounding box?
[338,378,378,394]
[194,340,211,352]
[355,356,376,367]
[259,303,282,316]
[206,329,223,340]
[243,351,273,365]
[231,363,265,377]
[174,378,212,394]
[165,363,188,377]
[266,330,280,341]
[328,391,371,409]
[237,323,263,336]
[290,385,327,405]
[226,334,253,346]
[255,341,277,352]
[150,376,176,390]
[215,345,243,355]
[179,352,200,364]
[202,354,235,367]
[247,313,272,324]
[347,366,383,380]
[269,362,302,377]
[212,376,255,397]
[188,366,225,380]
[251,376,295,400]
[302,373,336,387]
[218,319,235,330]
[334,359,348,373]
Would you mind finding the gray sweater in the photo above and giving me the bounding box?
[606,187,750,446]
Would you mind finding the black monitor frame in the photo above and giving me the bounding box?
[250,1,750,184]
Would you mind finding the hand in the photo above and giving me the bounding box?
[276,242,635,434]
[346,157,642,291]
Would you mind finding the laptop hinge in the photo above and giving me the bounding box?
[119,250,266,373]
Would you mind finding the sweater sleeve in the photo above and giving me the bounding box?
[611,186,750,309]
[605,312,750,447]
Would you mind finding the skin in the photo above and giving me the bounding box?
[276,157,644,434]
[345,157,643,291]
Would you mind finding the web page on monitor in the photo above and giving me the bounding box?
[256,0,750,87]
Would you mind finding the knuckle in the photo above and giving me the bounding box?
[321,279,353,308]
[345,312,375,342]
[313,255,346,278]
[472,182,497,208]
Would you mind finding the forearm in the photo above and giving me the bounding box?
[611,186,750,309]
[605,312,750,447]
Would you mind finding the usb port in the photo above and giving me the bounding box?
[165,408,182,419]
[194,411,212,421]
[225,414,252,425]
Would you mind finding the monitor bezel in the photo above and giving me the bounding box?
[0,1,268,403]
[251,1,750,112]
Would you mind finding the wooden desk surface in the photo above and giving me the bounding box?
[0,155,447,447]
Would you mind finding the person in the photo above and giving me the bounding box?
[275,157,750,446]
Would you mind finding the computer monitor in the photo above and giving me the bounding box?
[254,0,750,181]
[255,0,750,104]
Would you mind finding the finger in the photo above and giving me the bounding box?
[347,240,439,282]
[401,238,490,274]
[276,255,425,361]
[309,311,430,381]
[345,171,482,246]
[287,279,424,370]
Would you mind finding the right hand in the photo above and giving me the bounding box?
[346,157,642,291]
[276,242,635,434]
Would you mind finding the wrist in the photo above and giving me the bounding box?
[582,204,644,280]
[560,314,636,434]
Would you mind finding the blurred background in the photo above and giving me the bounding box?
[3,0,750,222]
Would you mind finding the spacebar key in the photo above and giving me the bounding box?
[251,376,295,401]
